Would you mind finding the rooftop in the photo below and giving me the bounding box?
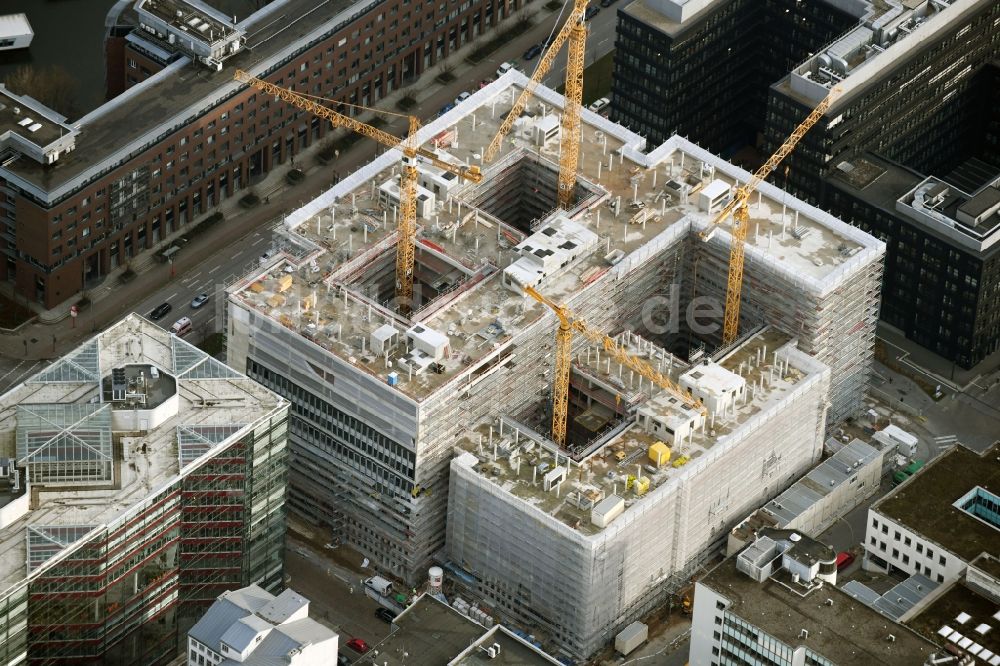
[765,439,880,525]
[0,316,285,598]
[826,154,1000,258]
[873,442,1000,565]
[786,0,988,108]
[621,0,864,38]
[703,550,939,664]
[228,73,876,406]
[451,328,829,536]
[360,594,560,665]
[0,0,361,197]
[907,580,1000,664]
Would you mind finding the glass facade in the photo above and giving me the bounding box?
[611,0,855,153]
[0,411,287,666]
[718,613,832,666]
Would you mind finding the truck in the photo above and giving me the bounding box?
[363,576,393,596]
[891,459,925,486]
[614,621,648,656]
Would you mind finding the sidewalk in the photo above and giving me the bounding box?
[0,2,567,363]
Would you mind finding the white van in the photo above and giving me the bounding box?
[169,317,193,337]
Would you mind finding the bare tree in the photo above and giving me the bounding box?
[4,65,80,118]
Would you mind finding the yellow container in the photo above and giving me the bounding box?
[672,455,690,468]
[277,274,294,293]
[635,477,650,496]
[648,441,671,467]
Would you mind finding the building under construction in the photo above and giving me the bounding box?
[0,315,288,665]
[225,73,884,599]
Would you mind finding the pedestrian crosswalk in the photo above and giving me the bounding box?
[934,434,957,448]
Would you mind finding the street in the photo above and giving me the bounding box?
[284,537,394,662]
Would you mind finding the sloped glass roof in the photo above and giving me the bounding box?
[15,403,112,466]
[176,424,247,468]
[171,337,241,379]
[26,525,97,573]
[29,339,100,384]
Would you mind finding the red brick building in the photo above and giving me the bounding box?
[0,0,524,308]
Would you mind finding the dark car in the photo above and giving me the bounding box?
[440,102,456,115]
[375,607,397,623]
[585,5,600,19]
[150,303,172,320]
[523,44,543,60]
[599,0,616,7]
[337,655,351,666]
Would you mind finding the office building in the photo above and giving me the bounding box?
[613,0,1000,368]
[689,530,940,665]
[863,442,1000,584]
[0,314,288,665]
[0,0,527,308]
[447,329,833,658]
[611,0,857,150]
[187,585,337,666]
[222,72,882,659]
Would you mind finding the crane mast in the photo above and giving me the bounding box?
[524,286,704,447]
[234,69,481,314]
[700,87,839,346]
[485,0,589,211]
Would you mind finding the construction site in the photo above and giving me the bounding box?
[224,57,885,656]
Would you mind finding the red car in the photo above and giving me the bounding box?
[836,551,855,571]
[346,638,370,653]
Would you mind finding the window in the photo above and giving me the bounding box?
[937,574,945,583]
[916,543,923,554]
[881,525,888,534]
[892,548,899,558]
[939,555,946,566]
[128,58,137,69]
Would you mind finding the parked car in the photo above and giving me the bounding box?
[496,61,516,77]
[190,293,209,309]
[836,551,855,571]
[588,97,610,114]
[375,607,397,623]
[337,655,351,666]
[345,638,370,653]
[599,0,617,7]
[478,78,493,89]
[523,44,543,60]
[585,4,600,19]
[440,102,456,115]
[150,302,172,320]
[454,91,471,106]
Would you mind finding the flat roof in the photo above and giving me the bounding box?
[453,328,830,537]
[359,595,558,665]
[0,13,32,38]
[702,556,939,664]
[0,314,285,598]
[228,74,876,405]
[735,438,880,538]
[0,86,75,149]
[873,442,1000,565]
[0,0,361,200]
[907,582,1000,662]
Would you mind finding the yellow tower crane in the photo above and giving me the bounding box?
[234,70,483,314]
[524,285,705,447]
[700,87,839,346]
[484,0,589,209]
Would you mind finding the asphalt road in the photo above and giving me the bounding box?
[284,539,393,662]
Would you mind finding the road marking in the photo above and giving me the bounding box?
[934,435,957,443]
[166,292,178,301]
[252,236,266,247]
[188,272,202,281]
[208,265,221,275]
